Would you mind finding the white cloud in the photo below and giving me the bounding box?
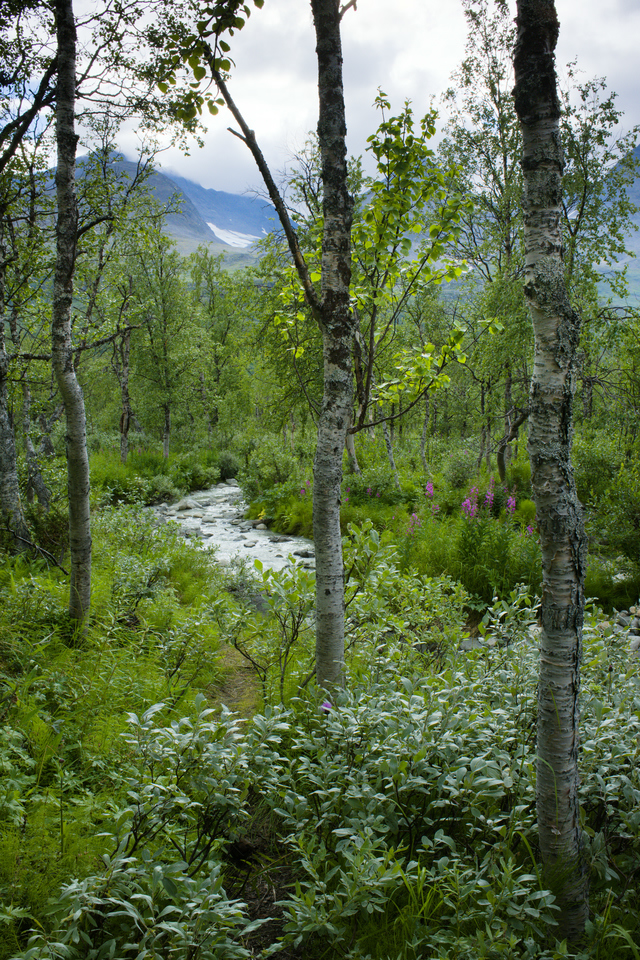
[121,0,640,195]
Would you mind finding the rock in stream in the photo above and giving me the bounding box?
[151,481,315,574]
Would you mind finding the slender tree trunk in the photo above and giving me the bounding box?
[477,382,486,471]
[162,403,171,459]
[0,238,30,550]
[210,0,354,689]
[514,0,588,938]
[310,0,354,689]
[502,362,513,472]
[52,0,91,623]
[420,393,430,471]
[382,419,400,488]
[112,326,132,464]
[345,427,360,475]
[22,384,51,509]
[39,405,63,456]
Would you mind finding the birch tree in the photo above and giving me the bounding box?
[152,0,354,687]
[513,0,589,938]
[0,227,30,549]
[52,0,92,624]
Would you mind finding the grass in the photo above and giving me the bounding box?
[3,432,640,955]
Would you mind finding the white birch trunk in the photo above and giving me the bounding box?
[514,0,588,938]
[310,0,355,689]
[52,0,91,623]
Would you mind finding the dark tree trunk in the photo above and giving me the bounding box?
[22,384,51,509]
[514,0,589,938]
[162,402,171,459]
[0,229,30,549]
[52,0,92,623]
[420,393,430,472]
[111,325,133,464]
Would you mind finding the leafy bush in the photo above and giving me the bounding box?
[4,585,640,958]
[441,443,477,489]
[573,432,622,503]
[239,435,306,500]
[168,451,220,493]
[217,448,241,480]
[343,466,407,506]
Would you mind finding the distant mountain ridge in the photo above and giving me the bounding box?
[78,156,278,262]
[166,172,276,246]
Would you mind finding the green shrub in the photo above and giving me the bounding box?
[168,452,220,493]
[147,473,181,503]
[441,443,476,489]
[573,432,622,503]
[515,498,537,527]
[506,453,532,495]
[239,435,303,499]
[217,448,241,480]
[343,466,407,506]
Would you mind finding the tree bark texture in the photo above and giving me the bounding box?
[0,238,30,550]
[310,0,355,688]
[162,403,171,459]
[52,0,92,623]
[22,384,52,510]
[513,0,589,938]
[113,327,133,465]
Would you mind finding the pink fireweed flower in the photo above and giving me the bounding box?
[526,524,535,535]
[425,481,434,498]
[407,512,422,536]
[462,486,479,519]
[506,492,516,515]
[484,477,495,511]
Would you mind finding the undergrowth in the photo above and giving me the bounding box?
[2,603,639,959]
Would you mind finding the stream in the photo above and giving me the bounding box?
[149,481,640,659]
[151,480,315,574]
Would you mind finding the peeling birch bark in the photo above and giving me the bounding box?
[514,0,589,938]
[310,0,355,688]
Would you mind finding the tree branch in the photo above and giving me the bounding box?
[207,60,322,320]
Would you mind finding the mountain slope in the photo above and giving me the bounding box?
[166,173,277,246]
[78,156,278,261]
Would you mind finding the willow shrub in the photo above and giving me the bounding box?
[13,598,640,958]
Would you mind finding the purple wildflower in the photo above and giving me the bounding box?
[484,477,495,511]
[425,481,434,498]
[407,512,422,536]
[320,700,332,713]
[462,486,479,519]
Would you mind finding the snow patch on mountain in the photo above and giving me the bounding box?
[207,223,261,248]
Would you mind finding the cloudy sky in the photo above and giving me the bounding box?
[123,0,640,196]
